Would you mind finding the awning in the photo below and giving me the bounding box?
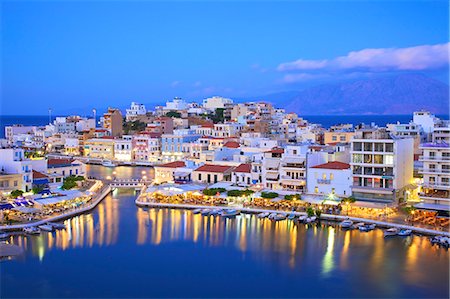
[266,173,279,180]
[12,206,41,213]
[265,159,280,169]
[174,171,190,177]
[414,203,450,212]
[282,157,305,165]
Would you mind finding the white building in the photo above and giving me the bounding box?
[114,135,133,161]
[307,161,352,197]
[126,102,147,121]
[213,123,244,138]
[202,96,233,111]
[5,125,37,145]
[64,137,80,156]
[350,128,414,204]
[279,145,308,192]
[0,148,33,192]
[164,97,188,111]
[418,142,450,210]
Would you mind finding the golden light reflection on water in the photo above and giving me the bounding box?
[8,202,449,281]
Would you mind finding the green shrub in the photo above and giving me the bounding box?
[315,209,322,218]
[284,194,302,200]
[203,188,226,196]
[10,190,24,199]
[227,189,254,197]
[261,192,278,199]
[62,175,85,190]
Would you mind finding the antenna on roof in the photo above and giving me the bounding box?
[48,108,52,124]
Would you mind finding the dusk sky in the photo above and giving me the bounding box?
[1,1,449,115]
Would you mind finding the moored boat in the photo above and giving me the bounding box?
[23,226,41,235]
[268,212,278,220]
[220,209,240,217]
[354,222,365,228]
[430,236,450,247]
[0,232,9,239]
[192,208,202,214]
[39,224,54,232]
[201,209,211,216]
[340,220,353,228]
[359,224,376,232]
[287,213,297,220]
[209,209,221,216]
[398,229,412,236]
[297,215,307,223]
[272,213,287,221]
[48,222,66,230]
[257,212,270,218]
[305,216,317,223]
[102,160,116,167]
[384,228,399,237]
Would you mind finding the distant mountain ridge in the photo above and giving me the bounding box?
[244,74,449,115]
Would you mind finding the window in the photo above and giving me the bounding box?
[364,143,373,151]
[339,136,346,142]
[364,154,372,163]
[353,142,362,151]
[385,143,393,152]
[332,136,337,141]
[322,173,327,180]
[374,143,384,152]
[330,173,334,180]
[314,187,318,193]
[293,150,297,155]
[384,155,394,165]
[352,154,363,163]
[374,154,383,164]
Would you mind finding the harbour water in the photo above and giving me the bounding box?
[1,166,449,298]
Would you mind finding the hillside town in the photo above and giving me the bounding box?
[1,97,449,226]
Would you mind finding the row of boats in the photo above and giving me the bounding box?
[339,219,413,236]
[0,222,66,239]
[192,208,240,217]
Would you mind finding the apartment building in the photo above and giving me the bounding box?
[278,145,308,192]
[192,164,234,184]
[350,128,414,203]
[132,132,161,162]
[307,161,351,197]
[418,143,450,208]
[103,108,123,137]
[126,102,147,121]
[114,135,133,162]
[0,148,33,192]
[83,138,115,160]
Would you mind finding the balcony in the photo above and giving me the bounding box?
[419,156,450,162]
[317,179,331,184]
[351,184,394,194]
[423,182,450,189]
[420,168,450,174]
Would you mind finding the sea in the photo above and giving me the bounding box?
[1,114,448,138]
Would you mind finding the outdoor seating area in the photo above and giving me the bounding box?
[411,210,450,230]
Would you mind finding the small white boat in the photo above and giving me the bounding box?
[297,215,307,222]
[397,229,412,236]
[48,222,66,229]
[38,224,54,232]
[209,209,221,216]
[257,212,270,218]
[192,208,202,214]
[0,232,9,239]
[220,209,240,217]
[201,209,211,216]
[354,222,365,228]
[272,214,287,221]
[384,228,399,237]
[359,224,376,232]
[287,213,297,220]
[431,236,450,247]
[102,160,116,167]
[23,226,41,235]
[268,212,278,220]
[340,220,353,228]
[305,216,317,223]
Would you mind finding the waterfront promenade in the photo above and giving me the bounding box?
[136,198,450,237]
[0,183,111,232]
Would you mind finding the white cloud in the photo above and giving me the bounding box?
[170,81,180,88]
[277,43,449,72]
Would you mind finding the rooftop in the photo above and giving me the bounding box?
[157,161,186,168]
[223,141,240,148]
[233,163,251,173]
[311,161,351,170]
[194,164,234,173]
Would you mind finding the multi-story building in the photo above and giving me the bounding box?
[350,128,414,204]
[114,135,133,162]
[0,173,24,195]
[212,123,243,138]
[83,138,115,160]
[132,132,161,162]
[433,121,450,143]
[0,148,33,192]
[202,96,233,111]
[418,143,450,208]
[5,125,37,145]
[192,164,234,184]
[324,130,355,145]
[126,102,147,121]
[262,148,284,190]
[307,161,352,197]
[103,108,123,137]
[154,161,191,184]
[161,130,200,162]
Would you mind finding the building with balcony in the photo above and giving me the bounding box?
[0,148,33,192]
[192,164,234,184]
[132,132,161,162]
[418,142,450,210]
[278,145,308,192]
[114,135,133,162]
[83,138,115,160]
[103,108,123,137]
[350,128,414,204]
[126,102,147,121]
[307,161,351,197]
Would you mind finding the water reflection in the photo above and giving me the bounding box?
[8,194,120,260]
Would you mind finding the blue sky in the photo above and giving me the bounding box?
[1,0,449,115]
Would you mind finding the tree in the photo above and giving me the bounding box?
[203,188,226,196]
[306,207,315,217]
[165,111,182,118]
[32,185,44,195]
[62,175,85,190]
[123,120,147,134]
[227,189,254,197]
[315,209,322,218]
[10,190,24,199]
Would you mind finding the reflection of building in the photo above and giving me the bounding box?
[350,128,414,204]
[418,143,450,208]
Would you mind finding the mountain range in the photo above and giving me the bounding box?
[243,74,449,115]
